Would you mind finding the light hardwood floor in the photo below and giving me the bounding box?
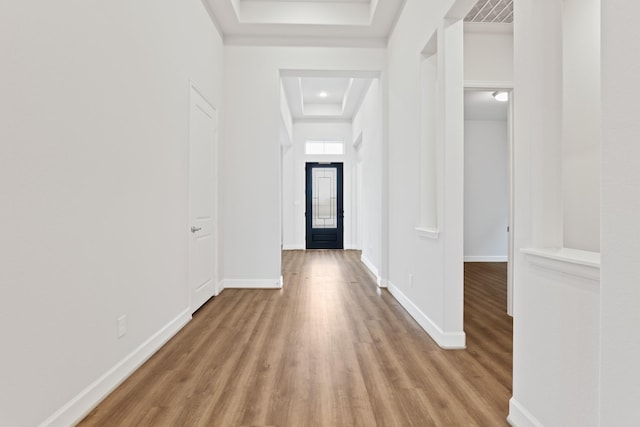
[79,251,512,426]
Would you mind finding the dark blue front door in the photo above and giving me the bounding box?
[305,162,344,249]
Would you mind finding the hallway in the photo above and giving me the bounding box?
[79,251,512,426]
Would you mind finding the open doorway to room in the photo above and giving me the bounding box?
[463,88,514,315]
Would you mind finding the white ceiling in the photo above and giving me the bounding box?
[464,90,509,121]
[204,1,510,122]
[203,0,513,45]
[203,0,407,46]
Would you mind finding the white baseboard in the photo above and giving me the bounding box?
[464,256,508,262]
[507,398,544,427]
[215,280,225,296]
[40,309,192,427]
[387,281,466,349]
[222,277,283,289]
[282,244,305,250]
[360,254,386,287]
[282,244,360,251]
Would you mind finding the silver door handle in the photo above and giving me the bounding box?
[191,226,202,233]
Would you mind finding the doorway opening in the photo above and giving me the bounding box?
[463,87,514,315]
[279,70,383,266]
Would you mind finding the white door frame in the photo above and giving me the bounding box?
[464,81,515,316]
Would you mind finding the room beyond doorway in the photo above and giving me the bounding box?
[464,87,514,315]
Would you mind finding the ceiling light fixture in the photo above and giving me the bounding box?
[318,91,328,98]
[492,91,509,102]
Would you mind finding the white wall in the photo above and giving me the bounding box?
[464,24,514,83]
[600,1,640,424]
[0,1,224,425]
[386,0,467,348]
[352,80,384,276]
[464,119,509,261]
[280,82,293,146]
[222,46,386,286]
[509,0,601,425]
[282,121,355,250]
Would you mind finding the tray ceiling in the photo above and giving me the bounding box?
[203,0,406,46]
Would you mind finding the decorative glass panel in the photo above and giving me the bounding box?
[312,168,337,229]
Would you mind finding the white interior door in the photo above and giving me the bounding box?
[189,85,217,313]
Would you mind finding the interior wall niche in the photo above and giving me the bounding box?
[417,31,439,236]
[561,0,601,252]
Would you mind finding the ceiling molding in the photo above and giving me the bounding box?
[223,35,388,48]
[463,21,513,33]
[280,69,381,79]
[233,1,372,26]
[446,0,479,21]
[293,117,353,124]
[204,0,406,47]
[200,0,225,40]
[281,72,377,122]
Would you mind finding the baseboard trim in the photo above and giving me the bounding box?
[507,397,544,427]
[282,244,305,250]
[223,277,283,289]
[282,245,360,251]
[40,309,191,427]
[387,281,466,349]
[360,254,385,287]
[464,256,508,262]
[215,280,225,296]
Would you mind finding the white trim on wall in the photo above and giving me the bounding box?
[507,398,544,427]
[464,256,508,262]
[416,226,440,240]
[40,309,192,427]
[465,80,514,89]
[387,281,466,349]
[222,277,284,289]
[521,247,600,282]
[360,254,384,287]
[282,244,305,250]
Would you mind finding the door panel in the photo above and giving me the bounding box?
[306,163,343,249]
[189,86,217,313]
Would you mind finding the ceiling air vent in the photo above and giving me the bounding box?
[465,0,513,23]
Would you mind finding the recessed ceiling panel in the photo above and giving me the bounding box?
[281,73,376,121]
[237,1,371,26]
[247,0,369,2]
[301,78,350,105]
[204,0,406,46]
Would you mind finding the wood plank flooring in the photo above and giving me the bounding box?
[79,252,512,426]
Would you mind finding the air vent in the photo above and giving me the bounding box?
[465,0,513,23]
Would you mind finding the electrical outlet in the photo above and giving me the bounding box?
[117,315,127,338]
[409,273,414,288]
